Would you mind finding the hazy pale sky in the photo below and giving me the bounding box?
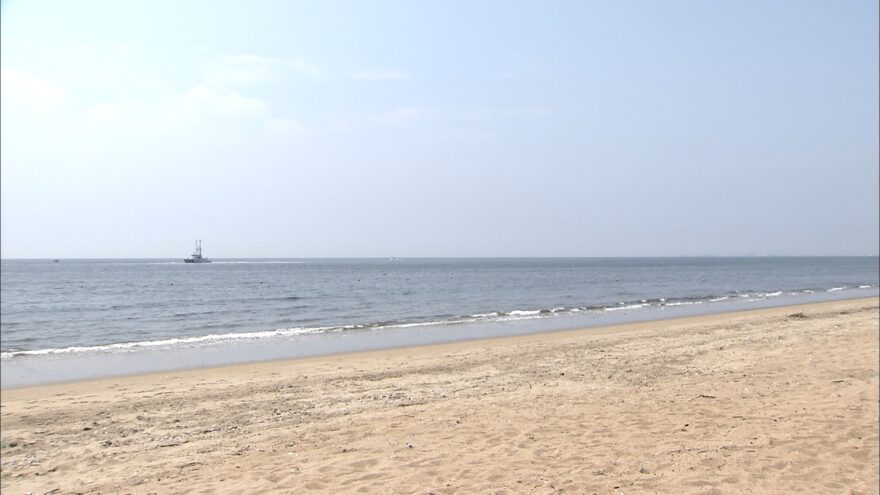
[1,0,877,258]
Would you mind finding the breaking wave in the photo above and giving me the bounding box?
[3,284,876,360]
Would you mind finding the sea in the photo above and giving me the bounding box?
[1,257,877,387]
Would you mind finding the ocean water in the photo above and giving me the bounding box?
[1,257,878,386]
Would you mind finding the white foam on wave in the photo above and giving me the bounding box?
[605,303,646,312]
[764,291,782,297]
[508,310,541,317]
[709,296,729,302]
[664,301,703,307]
[470,312,499,318]
[0,326,335,359]
[859,285,872,289]
[388,320,457,329]
[827,287,846,292]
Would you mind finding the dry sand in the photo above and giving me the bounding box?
[1,298,878,494]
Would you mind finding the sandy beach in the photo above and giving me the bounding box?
[1,297,877,494]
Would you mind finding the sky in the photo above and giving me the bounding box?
[1,0,878,258]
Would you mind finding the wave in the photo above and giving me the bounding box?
[508,310,541,317]
[0,326,334,358]
[3,284,876,360]
[605,303,648,312]
[470,312,499,318]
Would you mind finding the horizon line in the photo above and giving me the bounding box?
[2,254,878,261]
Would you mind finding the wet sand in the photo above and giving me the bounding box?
[1,298,877,494]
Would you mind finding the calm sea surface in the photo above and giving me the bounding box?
[1,257,877,386]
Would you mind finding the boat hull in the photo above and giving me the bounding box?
[185,240,211,263]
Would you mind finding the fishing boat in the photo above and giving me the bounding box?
[184,240,211,263]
